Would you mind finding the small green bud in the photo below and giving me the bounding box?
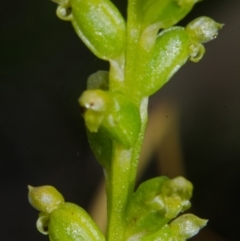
[28,185,65,213]
[79,90,141,148]
[170,214,208,239]
[67,0,126,60]
[141,224,174,241]
[186,16,223,44]
[48,203,105,241]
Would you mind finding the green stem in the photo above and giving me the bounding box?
[105,2,150,240]
[106,143,132,241]
[106,98,148,241]
[124,0,142,99]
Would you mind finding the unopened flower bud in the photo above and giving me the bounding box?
[186,16,223,43]
[28,185,64,213]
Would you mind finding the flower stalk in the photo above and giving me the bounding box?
[28,1,223,241]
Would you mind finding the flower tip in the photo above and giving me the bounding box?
[28,185,65,213]
[186,16,224,43]
[170,214,208,239]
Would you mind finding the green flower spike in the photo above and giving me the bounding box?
[31,1,223,241]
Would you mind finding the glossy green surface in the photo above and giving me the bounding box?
[70,0,126,60]
[133,27,190,97]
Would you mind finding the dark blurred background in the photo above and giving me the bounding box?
[1,0,240,240]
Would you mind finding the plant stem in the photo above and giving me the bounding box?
[124,0,142,99]
[106,98,148,241]
[106,143,132,241]
[105,2,150,240]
